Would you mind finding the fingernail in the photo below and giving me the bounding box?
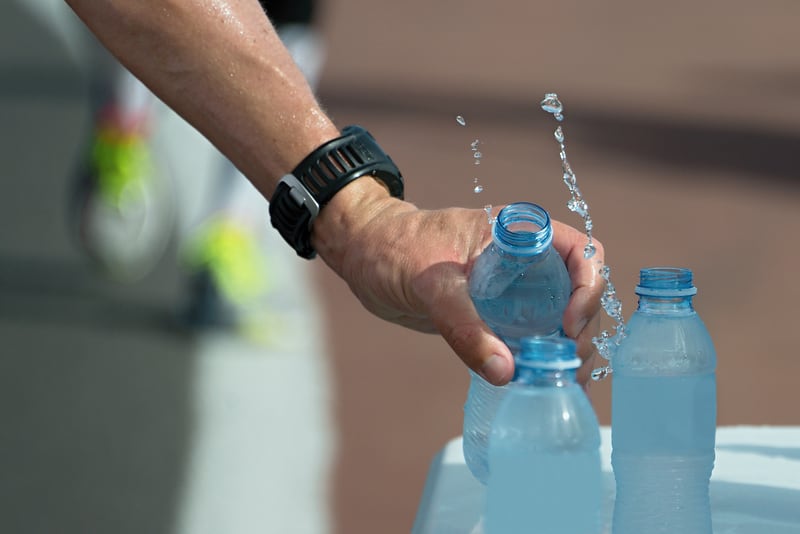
[480,354,511,385]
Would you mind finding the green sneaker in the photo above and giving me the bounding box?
[74,114,175,281]
[183,217,285,346]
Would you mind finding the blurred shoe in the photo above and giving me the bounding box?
[73,108,175,282]
[182,216,284,346]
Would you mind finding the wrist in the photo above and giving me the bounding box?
[312,178,406,274]
[268,125,404,259]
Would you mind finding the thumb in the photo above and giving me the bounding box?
[425,276,515,386]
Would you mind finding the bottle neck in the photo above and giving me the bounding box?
[514,337,580,385]
[635,267,698,315]
[492,202,553,256]
[637,294,696,314]
[513,368,577,387]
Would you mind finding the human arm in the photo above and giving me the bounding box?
[65,0,338,190]
[64,0,604,385]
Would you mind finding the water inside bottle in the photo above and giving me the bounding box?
[540,93,627,379]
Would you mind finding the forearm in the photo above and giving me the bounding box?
[65,0,339,196]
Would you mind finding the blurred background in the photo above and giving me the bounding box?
[1,0,798,533]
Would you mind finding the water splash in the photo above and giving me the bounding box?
[591,265,627,368]
[591,366,613,381]
[540,95,595,259]
[541,93,626,380]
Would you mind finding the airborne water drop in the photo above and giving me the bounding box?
[540,93,563,116]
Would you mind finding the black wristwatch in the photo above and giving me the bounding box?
[269,125,404,259]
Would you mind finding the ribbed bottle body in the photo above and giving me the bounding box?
[611,268,717,534]
[485,338,603,534]
[463,202,570,484]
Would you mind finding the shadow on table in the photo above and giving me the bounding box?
[712,481,800,533]
[716,444,800,462]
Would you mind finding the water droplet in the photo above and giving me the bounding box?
[473,152,482,159]
[540,93,563,115]
[456,115,467,126]
[471,139,480,150]
[474,185,484,194]
[614,325,628,342]
[583,242,596,259]
[603,299,622,318]
[568,198,588,217]
[484,205,494,224]
[591,366,613,381]
[554,113,564,122]
[554,127,564,143]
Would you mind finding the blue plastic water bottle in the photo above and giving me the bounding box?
[611,267,717,534]
[463,202,571,484]
[485,337,603,534]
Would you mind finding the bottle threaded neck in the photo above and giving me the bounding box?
[636,267,697,297]
[516,337,582,371]
[492,202,553,256]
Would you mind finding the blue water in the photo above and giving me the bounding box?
[612,374,716,534]
[469,248,570,349]
[486,449,603,534]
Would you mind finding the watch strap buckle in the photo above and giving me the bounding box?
[278,173,320,227]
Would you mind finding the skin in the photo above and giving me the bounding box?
[65,0,605,385]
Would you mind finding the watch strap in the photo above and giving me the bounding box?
[269,125,404,259]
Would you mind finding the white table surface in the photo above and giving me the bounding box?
[413,426,800,534]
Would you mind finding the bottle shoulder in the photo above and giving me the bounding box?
[470,244,569,296]
[614,311,716,375]
[491,384,600,450]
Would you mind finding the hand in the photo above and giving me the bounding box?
[550,219,605,385]
[314,179,605,386]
